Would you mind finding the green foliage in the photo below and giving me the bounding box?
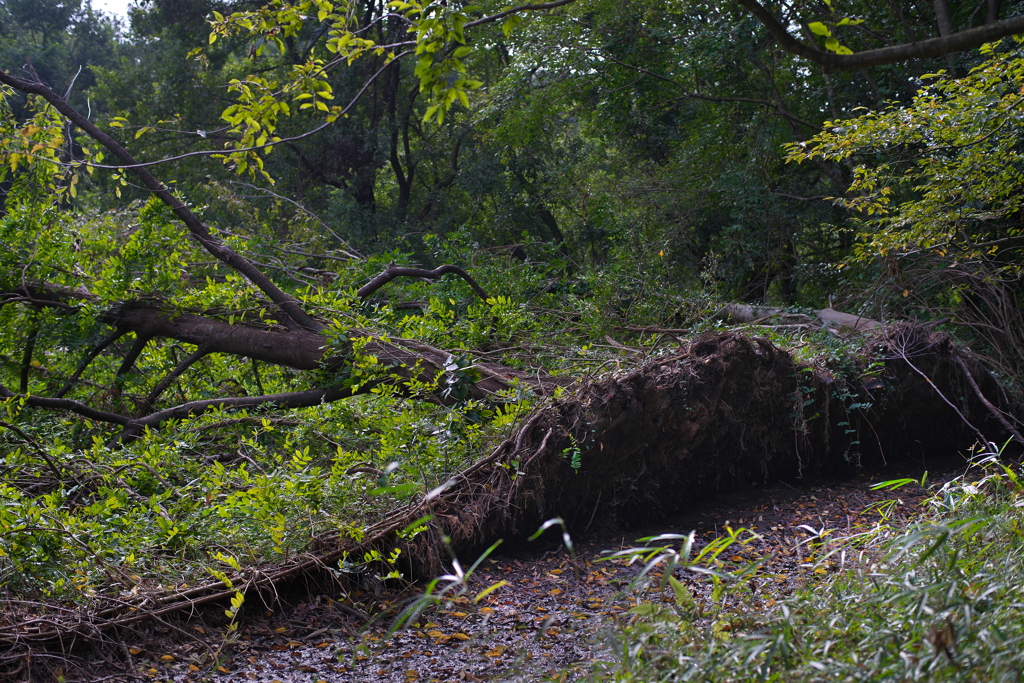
[0,172,685,606]
[585,451,1024,682]
[787,39,1024,266]
[203,0,485,181]
[0,387,519,601]
[4,0,1023,637]
[806,16,863,56]
[390,0,483,124]
[787,39,1024,380]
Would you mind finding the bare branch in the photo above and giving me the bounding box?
[887,340,991,445]
[464,0,578,28]
[221,183,364,260]
[116,334,152,377]
[0,420,65,481]
[3,283,93,311]
[0,384,132,426]
[953,351,1024,446]
[139,346,210,414]
[121,384,372,441]
[771,192,834,202]
[55,329,128,398]
[357,263,490,301]
[5,380,371,441]
[19,315,40,394]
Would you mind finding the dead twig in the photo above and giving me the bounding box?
[952,351,1024,446]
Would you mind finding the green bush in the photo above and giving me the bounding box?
[588,450,1024,682]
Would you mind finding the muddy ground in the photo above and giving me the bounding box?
[68,461,958,683]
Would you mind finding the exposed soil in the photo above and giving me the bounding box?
[379,327,1014,578]
[64,463,958,683]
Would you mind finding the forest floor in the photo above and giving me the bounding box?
[68,459,959,683]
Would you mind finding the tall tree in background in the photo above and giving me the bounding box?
[0,0,119,112]
[38,0,1022,295]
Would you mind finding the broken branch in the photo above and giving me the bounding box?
[357,264,490,301]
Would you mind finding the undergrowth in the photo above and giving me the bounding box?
[585,448,1024,682]
[0,227,712,610]
[0,395,524,603]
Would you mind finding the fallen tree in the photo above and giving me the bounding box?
[346,324,1023,569]
[718,304,881,332]
[1,322,1019,650]
[0,71,555,440]
[0,285,554,442]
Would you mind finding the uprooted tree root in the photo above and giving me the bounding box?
[390,324,1020,572]
[2,325,1019,658]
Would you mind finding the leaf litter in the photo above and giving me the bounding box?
[75,466,946,682]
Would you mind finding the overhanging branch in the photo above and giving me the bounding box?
[0,70,324,334]
[734,0,1024,72]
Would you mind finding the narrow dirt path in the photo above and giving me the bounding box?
[89,464,951,683]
